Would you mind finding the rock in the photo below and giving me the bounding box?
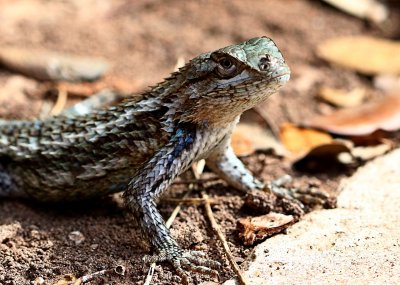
[224,148,400,285]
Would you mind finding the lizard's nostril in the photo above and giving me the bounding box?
[259,55,271,71]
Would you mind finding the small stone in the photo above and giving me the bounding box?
[30,229,41,240]
[32,277,44,285]
[68,231,85,245]
[114,265,126,276]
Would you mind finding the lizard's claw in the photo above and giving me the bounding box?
[265,175,334,209]
[144,248,220,284]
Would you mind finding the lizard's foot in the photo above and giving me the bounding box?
[144,247,220,284]
[265,175,334,209]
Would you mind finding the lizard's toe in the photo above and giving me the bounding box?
[265,175,335,209]
[292,187,329,204]
[182,250,220,274]
[144,248,220,284]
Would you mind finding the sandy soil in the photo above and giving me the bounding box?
[0,0,399,284]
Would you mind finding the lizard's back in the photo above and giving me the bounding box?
[0,101,169,201]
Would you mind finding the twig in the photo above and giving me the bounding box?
[202,191,249,285]
[50,86,68,115]
[143,264,156,285]
[53,265,125,285]
[78,269,108,284]
[164,197,219,205]
[144,160,206,285]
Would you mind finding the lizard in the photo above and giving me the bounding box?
[0,37,301,283]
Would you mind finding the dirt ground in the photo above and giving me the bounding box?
[0,0,399,284]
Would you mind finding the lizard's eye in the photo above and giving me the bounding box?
[216,57,237,78]
[220,57,233,69]
[259,55,271,71]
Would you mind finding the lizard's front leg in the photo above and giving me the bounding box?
[123,127,219,284]
[206,139,265,192]
[206,137,327,205]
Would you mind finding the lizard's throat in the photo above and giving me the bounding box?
[184,91,278,127]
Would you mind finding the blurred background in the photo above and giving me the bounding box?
[0,0,398,122]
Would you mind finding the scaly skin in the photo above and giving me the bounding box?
[0,37,290,283]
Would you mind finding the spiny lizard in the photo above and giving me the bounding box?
[0,37,292,283]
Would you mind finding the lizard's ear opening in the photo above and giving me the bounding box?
[210,52,239,79]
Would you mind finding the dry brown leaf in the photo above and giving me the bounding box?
[374,74,400,92]
[305,93,400,136]
[280,123,332,154]
[317,86,367,107]
[317,36,400,75]
[321,0,388,23]
[232,123,285,156]
[237,212,294,246]
[231,126,256,156]
[351,143,392,161]
[293,142,352,172]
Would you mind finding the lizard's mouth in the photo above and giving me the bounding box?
[217,68,290,89]
[273,72,290,82]
[266,71,290,86]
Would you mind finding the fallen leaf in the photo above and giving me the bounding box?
[280,123,332,154]
[317,86,367,107]
[374,74,400,92]
[0,47,110,82]
[231,126,256,156]
[237,213,295,246]
[321,0,388,23]
[305,93,400,136]
[232,123,285,156]
[317,36,400,75]
[351,143,392,161]
[293,142,352,173]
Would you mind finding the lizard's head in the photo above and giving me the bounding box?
[207,36,290,89]
[169,37,290,127]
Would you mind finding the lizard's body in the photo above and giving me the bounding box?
[0,37,290,283]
